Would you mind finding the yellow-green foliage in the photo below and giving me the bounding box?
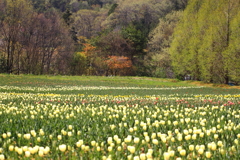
[170,0,240,84]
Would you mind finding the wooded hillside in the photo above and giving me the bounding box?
[0,0,239,84]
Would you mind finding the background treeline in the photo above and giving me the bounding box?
[170,0,240,84]
[0,0,239,84]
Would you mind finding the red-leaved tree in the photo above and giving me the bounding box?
[105,56,132,76]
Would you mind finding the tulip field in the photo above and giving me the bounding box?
[0,75,239,160]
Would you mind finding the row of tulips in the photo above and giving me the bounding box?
[0,89,239,159]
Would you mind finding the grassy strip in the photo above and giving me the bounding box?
[0,74,188,87]
[0,74,239,95]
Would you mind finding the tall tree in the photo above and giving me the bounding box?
[145,11,183,78]
[73,9,99,39]
[223,1,240,84]
[170,0,202,80]
[197,0,240,83]
[20,12,41,74]
[0,0,74,75]
[170,0,240,83]
[169,0,188,10]
[30,0,46,13]
[0,0,34,74]
[38,10,73,74]
[49,0,70,12]
[96,30,133,57]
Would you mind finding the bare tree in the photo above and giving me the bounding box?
[0,0,34,74]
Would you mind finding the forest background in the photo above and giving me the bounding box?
[0,0,239,84]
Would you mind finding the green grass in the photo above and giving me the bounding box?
[0,74,187,87]
[0,74,239,95]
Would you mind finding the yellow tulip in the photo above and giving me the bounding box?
[189,145,194,151]
[17,147,23,155]
[179,149,186,156]
[163,152,170,160]
[217,141,223,147]
[38,150,44,157]
[198,148,204,155]
[200,132,204,138]
[139,153,146,160]
[68,125,73,130]
[9,145,14,151]
[2,133,7,139]
[177,146,183,152]
[134,137,140,144]
[22,146,28,152]
[133,156,140,160]
[7,132,11,137]
[59,144,67,152]
[57,135,62,140]
[205,151,212,158]
[128,146,135,154]
[91,141,96,146]
[152,139,158,145]
[169,150,175,157]
[0,154,5,160]
[117,146,122,151]
[25,151,31,157]
[24,133,31,140]
[108,146,113,152]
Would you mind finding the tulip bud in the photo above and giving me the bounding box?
[205,151,211,158]
[140,153,146,160]
[179,149,186,156]
[91,141,96,146]
[38,150,44,157]
[163,152,170,160]
[25,151,31,157]
[217,141,223,147]
[189,145,194,151]
[2,133,7,139]
[17,148,23,155]
[0,154,5,160]
[134,137,140,144]
[128,146,135,154]
[152,139,158,145]
[59,144,67,152]
[198,148,204,155]
[57,135,62,140]
[68,125,73,130]
[108,146,113,152]
[169,150,175,157]
[117,146,122,151]
[9,145,14,151]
